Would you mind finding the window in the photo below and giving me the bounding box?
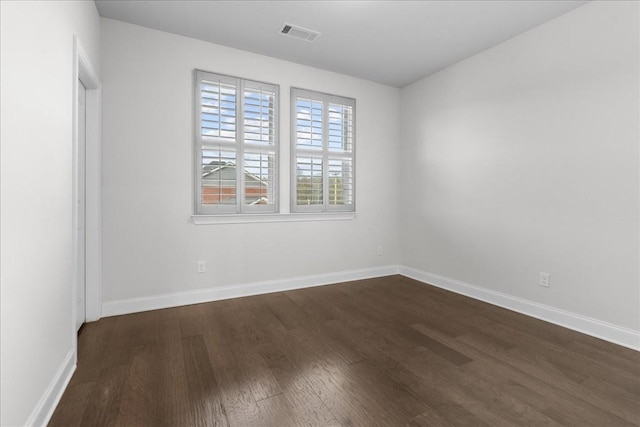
[291,88,355,212]
[195,70,278,214]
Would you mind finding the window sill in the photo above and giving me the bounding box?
[191,212,356,225]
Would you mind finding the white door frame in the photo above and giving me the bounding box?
[76,79,87,331]
[72,36,101,354]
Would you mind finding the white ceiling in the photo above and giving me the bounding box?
[95,0,588,88]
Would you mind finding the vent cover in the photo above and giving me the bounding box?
[279,23,321,42]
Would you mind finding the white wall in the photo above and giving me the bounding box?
[0,1,100,425]
[100,18,400,304]
[400,1,639,331]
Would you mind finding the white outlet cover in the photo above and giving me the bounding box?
[539,272,550,287]
[197,261,206,273]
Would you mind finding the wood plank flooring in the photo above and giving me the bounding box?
[49,275,640,426]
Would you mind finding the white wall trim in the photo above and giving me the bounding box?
[399,265,640,351]
[102,265,400,317]
[72,35,102,336]
[24,349,75,427]
[191,212,356,225]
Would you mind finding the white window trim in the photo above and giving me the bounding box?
[194,69,279,215]
[290,87,356,213]
[191,212,356,225]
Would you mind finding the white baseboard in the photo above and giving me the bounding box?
[25,348,76,427]
[399,266,640,351]
[100,264,639,351]
[102,265,400,317]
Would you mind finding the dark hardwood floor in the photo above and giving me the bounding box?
[49,275,640,426]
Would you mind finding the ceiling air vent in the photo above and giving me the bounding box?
[279,23,321,42]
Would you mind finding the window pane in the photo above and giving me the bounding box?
[201,149,236,205]
[328,158,353,205]
[296,156,323,205]
[244,151,275,205]
[296,98,323,149]
[244,87,275,145]
[201,81,236,140]
[328,104,353,152]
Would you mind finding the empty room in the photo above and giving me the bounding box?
[1,0,639,425]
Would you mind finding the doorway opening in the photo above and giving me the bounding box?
[72,36,101,349]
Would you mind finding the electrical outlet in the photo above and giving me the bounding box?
[539,272,550,288]
[197,261,206,273]
[377,246,383,256]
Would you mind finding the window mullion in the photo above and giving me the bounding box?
[237,78,245,213]
[322,100,329,211]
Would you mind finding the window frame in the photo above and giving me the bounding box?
[290,87,356,213]
[194,69,279,215]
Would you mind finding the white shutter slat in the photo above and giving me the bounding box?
[328,157,353,206]
[244,150,276,206]
[296,97,323,149]
[243,87,276,147]
[199,79,237,141]
[201,148,237,206]
[328,103,353,153]
[295,155,323,206]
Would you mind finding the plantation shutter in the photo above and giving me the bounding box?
[195,70,278,214]
[291,88,355,212]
